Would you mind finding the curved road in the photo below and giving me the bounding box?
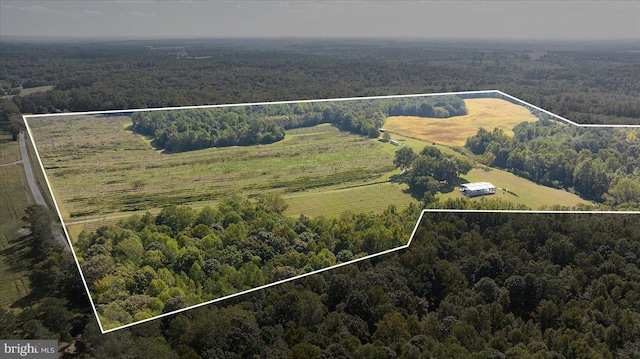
[19,132,70,251]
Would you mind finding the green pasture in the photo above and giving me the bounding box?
[0,133,32,310]
[28,117,398,223]
[438,167,592,209]
[283,182,418,218]
[27,105,595,242]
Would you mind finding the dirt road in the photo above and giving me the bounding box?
[19,132,70,251]
[0,159,22,167]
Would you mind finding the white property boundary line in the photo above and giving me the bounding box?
[409,210,640,247]
[20,90,640,334]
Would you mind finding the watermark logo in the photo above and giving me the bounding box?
[1,340,57,358]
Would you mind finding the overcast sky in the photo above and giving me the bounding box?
[1,1,638,40]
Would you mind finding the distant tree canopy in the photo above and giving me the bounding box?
[131,96,466,152]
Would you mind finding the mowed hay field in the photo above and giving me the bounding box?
[27,116,398,226]
[438,167,592,209]
[383,98,539,146]
[284,182,418,218]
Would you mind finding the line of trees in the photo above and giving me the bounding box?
[465,120,640,207]
[131,96,466,152]
[0,98,24,140]
[387,96,467,118]
[132,110,286,151]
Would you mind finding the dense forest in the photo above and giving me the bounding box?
[1,39,638,126]
[4,202,639,358]
[130,96,466,152]
[465,120,640,206]
[1,39,639,358]
[74,194,416,330]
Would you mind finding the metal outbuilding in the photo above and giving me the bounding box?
[460,182,496,197]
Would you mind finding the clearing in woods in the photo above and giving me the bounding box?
[383,98,540,146]
[25,94,597,242]
[27,117,412,238]
[437,167,591,209]
[22,92,612,333]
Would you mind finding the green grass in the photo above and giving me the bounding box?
[28,117,398,224]
[380,132,465,159]
[0,133,33,311]
[438,167,592,209]
[27,103,596,241]
[284,182,418,218]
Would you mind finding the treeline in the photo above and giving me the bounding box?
[0,98,24,140]
[0,205,88,343]
[465,120,640,207]
[132,110,285,151]
[387,96,467,118]
[131,96,466,151]
[74,194,417,330]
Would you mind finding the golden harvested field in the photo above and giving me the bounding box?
[383,98,539,146]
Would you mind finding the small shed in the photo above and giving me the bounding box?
[390,140,399,146]
[460,182,496,197]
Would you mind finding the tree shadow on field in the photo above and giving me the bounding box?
[125,124,165,151]
[502,188,520,197]
[1,232,34,273]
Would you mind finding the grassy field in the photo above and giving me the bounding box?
[380,132,466,159]
[0,132,32,311]
[284,182,418,218]
[27,97,597,242]
[19,85,54,96]
[28,117,398,226]
[383,98,540,146]
[438,167,591,209]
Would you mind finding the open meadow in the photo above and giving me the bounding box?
[437,167,591,208]
[383,98,540,146]
[27,116,399,233]
[26,96,600,241]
